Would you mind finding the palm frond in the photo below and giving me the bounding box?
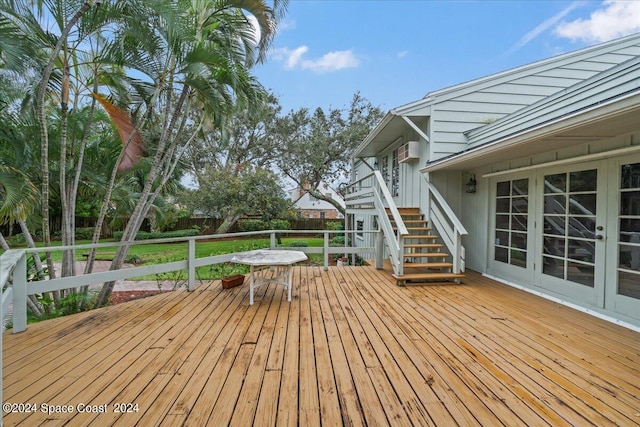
[0,165,39,223]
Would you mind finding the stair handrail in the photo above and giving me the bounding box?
[422,174,467,274]
[344,171,407,275]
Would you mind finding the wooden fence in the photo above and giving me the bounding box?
[1,217,344,240]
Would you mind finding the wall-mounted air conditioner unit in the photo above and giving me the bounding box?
[398,140,419,163]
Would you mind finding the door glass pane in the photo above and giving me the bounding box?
[543,256,563,279]
[544,195,566,214]
[569,194,596,215]
[545,173,566,193]
[544,217,565,235]
[542,169,597,287]
[494,179,528,268]
[567,239,595,263]
[497,181,510,196]
[567,262,594,287]
[512,215,528,231]
[496,215,509,229]
[544,236,565,256]
[510,250,527,267]
[512,196,528,214]
[569,169,597,192]
[618,163,640,299]
[496,198,510,213]
[568,216,595,239]
[512,179,528,195]
[621,163,640,189]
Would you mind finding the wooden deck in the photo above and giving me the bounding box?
[3,266,639,426]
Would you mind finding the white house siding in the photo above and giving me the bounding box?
[428,37,640,162]
[466,56,640,149]
[453,130,640,327]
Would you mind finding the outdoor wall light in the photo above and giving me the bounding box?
[465,174,477,193]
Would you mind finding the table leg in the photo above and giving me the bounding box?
[249,264,255,305]
[287,265,294,302]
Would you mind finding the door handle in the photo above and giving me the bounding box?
[595,234,604,240]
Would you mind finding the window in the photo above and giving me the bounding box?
[381,155,389,186]
[356,220,364,239]
[391,150,399,197]
[494,178,529,268]
[542,169,597,287]
[618,162,640,299]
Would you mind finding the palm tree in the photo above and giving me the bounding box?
[2,0,289,308]
[95,0,288,306]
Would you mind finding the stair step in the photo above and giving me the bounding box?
[405,243,443,249]
[394,227,434,232]
[403,262,453,269]
[392,272,465,281]
[404,234,437,240]
[403,252,448,258]
[386,207,420,215]
[394,219,428,225]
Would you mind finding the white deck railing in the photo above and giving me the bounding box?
[345,171,408,276]
[422,175,468,274]
[0,229,376,335]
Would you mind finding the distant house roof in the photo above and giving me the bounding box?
[291,183,345,211]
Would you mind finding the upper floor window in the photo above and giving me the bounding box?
[391,150,399,197]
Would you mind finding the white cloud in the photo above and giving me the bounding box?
[286,46,309,69]
[506,1,583,54]
[300,50,359,72]
[271,46,359,73]
[397,50,409,59]
[278,19,297,31]
[555,0,640,43]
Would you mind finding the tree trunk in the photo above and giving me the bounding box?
[215,216,240,234]
[17,221,44,317]
[0,232,9,251]
[95,86,190,307]
[35,1,94,297]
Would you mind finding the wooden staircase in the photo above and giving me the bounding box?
[387,207,465,285]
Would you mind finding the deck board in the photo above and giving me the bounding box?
[3,266,639,426]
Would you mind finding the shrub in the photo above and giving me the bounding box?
[75,227,95,240]
[7,233,26,246]
[326,221,344,231]
[237,219,269,232]
[112,229,199,240]
[331,235,345,245]
[269,219,290,230]
[287,240,308,247]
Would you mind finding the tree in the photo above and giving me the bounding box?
[184,92,283,232]
[95,0,288,306]
[186,167,290,232]
[1,0,289,310]
[273,91,384,214]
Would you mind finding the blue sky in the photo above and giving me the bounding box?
[253,0,640,113]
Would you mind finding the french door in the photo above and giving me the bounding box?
[605,155,640,321]
[537,162,606,307]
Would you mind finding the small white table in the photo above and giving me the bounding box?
[231,250,308,305]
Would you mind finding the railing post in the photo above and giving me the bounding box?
[375,229,384,269]
[323,232,329,271]
[13,252,28,333]
[397,235,404,277]
[188,239,196,291]
[270,232,276,249]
